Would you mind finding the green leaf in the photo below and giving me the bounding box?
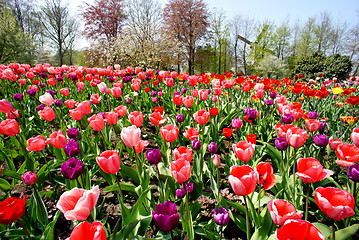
[1,170,21,180]
[312,222,331,239]
[0,178,10,192]
[334,224,359,240]
[114,219,140,240]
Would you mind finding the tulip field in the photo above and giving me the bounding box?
[1,63,359,240]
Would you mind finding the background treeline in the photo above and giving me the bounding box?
[1,0,358,78]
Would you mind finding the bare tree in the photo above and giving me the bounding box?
[163,0,210,74]
[313,12,332,54]
[211,9,229,74]
[81,0,126,44]
[40,0,79,65]
[271,20,291,60]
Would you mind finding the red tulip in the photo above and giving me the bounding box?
[160,125,179,143]
[306,119,320,132]
[286,127,308,148]
[38,106,56,121]
[149,112,166,126]
[60,88,69,96]
[329,138,343,150]
[255,162,276,190]
[134,139,149,153]
[267,199,302,226]
[77,101,92,115]
[183,128,199,140]
[275,123,295,138]
[346,96,359,105]
[174,147,193,162]
[88,114,105,132]
[223,128,233,138]
[27,135,47,151]
[275,220,325,240]
[65,99,77,109]
[315,187,355,221]
[90,94,102,104]
[0,99,14,113]
[96,150,121,174]
[0,196,26,224]
[229,165,258,196]
[0,119,20,136]
[173,95,183,106]
[69,221,107,240]
[232,141,254,162]
[183,96,193,108]
[6,109,19,119]
[336,144,359,167]
[193,110,210,125]
[170,159,191,184]
[296,158,333,184]
[191,89,198,97]
[199,89,208,100]
[69,108,83,121]
[114,105,127,117]
[111,87,122,98]
[209,108,218,116]
[47,130,67,149]
[104,112,118,125]
[129,111,144,128]
[351,128,359,147]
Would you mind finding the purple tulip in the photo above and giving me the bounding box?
[265,99,274,106]
[313,134,329,147]
[39,72,47,78]
[54,99,62,107]
[174,91,181,96]
[347,164,359,182]
[281,113,294,124]
[318,121,326,132]
[275,137,288,151]
[308,111,319,119]
[244,107,250,115]
[247,109,258,121]
[56,76,63,82]
[151,91,157,97]
[181,88,187,94]
[64,139,80,157]
[39,83,46,89]
[67,128,79,139]
[176,188,186,198]
[214,206,230,226]
[146,149,162,164]
[176,114,184,123]
[192,139,201,151]
[61,158,84,180]
[208,142,218,154]
[13,93,23,101]
[185,182,194,193]
[152,201,179,232]
[270,92,277,99]
[126,97,132,105]
[27,89,37,96]
[36,104,45,111]
[108,76,115,82]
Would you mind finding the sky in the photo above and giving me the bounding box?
[72,0,359,49]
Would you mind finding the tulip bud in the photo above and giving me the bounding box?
[176,114,184,123]
[21,171,37,185]
[208,142,218,154]
[347,163,359,182]
[126,97,132,105]
[213,154,221,167]
[313,134,329,147]
[67,128,79,139]
[281,113,294,124]
[61,158,84,180]
[275,137,288,151]
[13,93,23,101]
[185,182,194,193]
[54,99,62,107]
[145,149,162,164]
[213,206,230,226]
[270,92,277,99]
[176,188,186,198]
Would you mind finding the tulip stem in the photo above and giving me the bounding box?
[217,166,220,201]
[170,230,175,240]
[100,130,107,150]
[76,178,83,189]
[305,184,309,221]
[15,135,32,172]
[17,219,32,240]
[243,195,250,240]
[115,174,124,204]
[332,220,335,240]
[293,148,297,208]
[155,165,164,202]
[219,225,223,240]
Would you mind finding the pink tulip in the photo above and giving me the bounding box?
[90,94,102,104]
[47,130,67,149]
[174,147,193,162]
[56,185,100,221]
[65,99,77,109]
[351,128,359,147]
[121,125,141,148]
[306,119,320,132]
[78,101,92,115]
[88,114,105,132]
[229,165,258,196]
[105,112,118,125]
[0,119,20,136]
[114,105,127,117]
[38,107,56,122]
[232,141,254,162]
[329,138,343,150]
[296,158,333,184]
[111,87,122,98]
[96,150,121,174]
[39,92,55,106]
[129,111,144,128]
[60,88,69,96]
[286,127,308,148]
[183,96,193,108]
[0,99,14,113]
[134,140,149,153]
[170,159,191,184]
[160,125,179,143]
[27,135,47,152]
[69,108,83,121]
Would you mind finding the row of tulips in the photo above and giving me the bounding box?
[0,63,359,239]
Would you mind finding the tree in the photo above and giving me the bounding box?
[255,55,287,78]
[313,12,332,54]
[293,51,326,78]
[81,0,126,44]
[271,20,291,60]
[324,54,352,79]
[40,0,79,65]
[163,0,210,74]
[0,4,35,64]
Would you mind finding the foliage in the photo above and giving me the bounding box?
[254,55,288,78]
[324,54,352,79]
[293,51,327,78]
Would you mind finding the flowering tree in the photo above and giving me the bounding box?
[163,0,210,74]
